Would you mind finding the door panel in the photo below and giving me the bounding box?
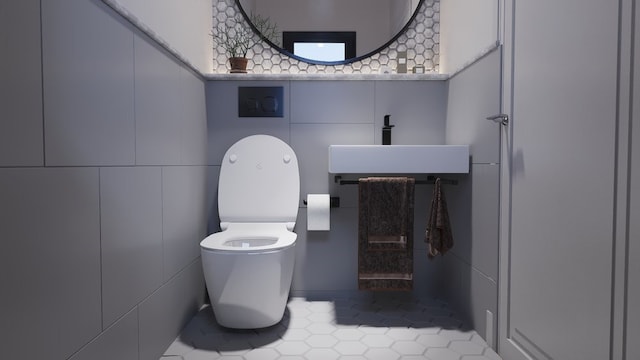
[501,0,619,359]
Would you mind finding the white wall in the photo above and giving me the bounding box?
[0,1,208,359]
[439,0,498,74]
[103,0,213,73]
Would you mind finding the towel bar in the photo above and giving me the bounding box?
[334,175,458,185]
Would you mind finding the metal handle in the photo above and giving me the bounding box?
[486,114,509,126]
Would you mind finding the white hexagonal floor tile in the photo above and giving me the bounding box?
[416,333,451,347]
[363,347,401,360]
[333,328,365,341]
[305,348,340,360]
[426,347,463,360]
[387,328,419,341]
[306,322,337,334]
[391,340,427,355]
[450,340,486,355]
[305,334,338,348]
[280,328,311,341]
[361,334,395,348]
[274,341,310,355]
[161,299,501,360]
[243,348,279,360]
[334,341,368,355]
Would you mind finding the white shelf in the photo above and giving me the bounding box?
[328,145,470,174]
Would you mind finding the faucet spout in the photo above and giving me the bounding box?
[382,114,394,145]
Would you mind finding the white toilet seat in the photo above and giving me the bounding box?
[201,222,296,253]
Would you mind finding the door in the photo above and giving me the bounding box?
[499,0,619,359]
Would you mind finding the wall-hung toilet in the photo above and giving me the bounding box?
[200,134,300,329]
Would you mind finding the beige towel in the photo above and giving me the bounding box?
[426,177,453,258]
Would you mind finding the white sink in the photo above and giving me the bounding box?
[328,145,469,174]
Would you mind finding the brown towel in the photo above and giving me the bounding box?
[363,177,413,250]
[358,177,414,291]
[426,177,453,258]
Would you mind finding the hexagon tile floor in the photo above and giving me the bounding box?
[160,294,503,360]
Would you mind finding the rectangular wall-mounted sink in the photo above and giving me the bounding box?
[328,145,470,174]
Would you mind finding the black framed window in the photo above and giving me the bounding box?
[283,31,356,62]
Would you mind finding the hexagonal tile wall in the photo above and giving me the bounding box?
[159,295,503,360]
[211,0,440,74]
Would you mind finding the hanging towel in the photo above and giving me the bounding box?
[364,177,413,250]
[425,177,453,258]
[358,177,414,291]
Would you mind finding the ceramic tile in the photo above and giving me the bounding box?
[160,296,502,360]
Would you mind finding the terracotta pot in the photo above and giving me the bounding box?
[229,57,248,73]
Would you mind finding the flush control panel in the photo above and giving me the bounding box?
[238,86,284,117]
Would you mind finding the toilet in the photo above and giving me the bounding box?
[200,134,300,329]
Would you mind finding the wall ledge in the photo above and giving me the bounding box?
[203,73,448,81]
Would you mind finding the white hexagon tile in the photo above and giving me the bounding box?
[211,0,440,74]
[159,295,502,360]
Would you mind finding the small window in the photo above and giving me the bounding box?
[283,31,356,62]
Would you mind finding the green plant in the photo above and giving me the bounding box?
[212,13,280,58]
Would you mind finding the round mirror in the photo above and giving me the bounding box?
[236,0,424,65]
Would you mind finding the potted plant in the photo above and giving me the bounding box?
[212,13,279,73]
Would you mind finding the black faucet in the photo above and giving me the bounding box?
[382,115,394,145]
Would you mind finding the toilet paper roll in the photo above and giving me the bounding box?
[307,194,330,231]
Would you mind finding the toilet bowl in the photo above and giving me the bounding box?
[200,135,300,329]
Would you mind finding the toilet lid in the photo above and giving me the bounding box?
[218,135,300,224]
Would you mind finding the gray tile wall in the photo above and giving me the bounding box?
[443,49,501,346]
[0,1,207,359]
[206,79,450,296]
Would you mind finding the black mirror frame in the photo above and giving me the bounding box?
[234,0,425,66]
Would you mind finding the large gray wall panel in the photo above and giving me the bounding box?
[0,1,208,358]
[443,49,501,345]
[134,34,184,165]
[139,260,205,360]
[0,168,101,360]
[69,309,139,360]
[162,166,208,281]
[179,67,208,165]
[446,50,501,164]
[290,81,375,124]
[0,0,44,166]
[374,81,448,145]
[42,0,135,166]
[100,167,164,328]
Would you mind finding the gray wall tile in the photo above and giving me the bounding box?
[139,260,205,360]
[180,67,208,165]
[374,80,447,145]
[0,0,44,166]
[100,167,164,328]
[162,166,208,281]
[446,49,501,164]
[42,0,135,166]
[291,123,374,208]
[290,81,375,124]
[134,34,183,165]
[0,168,101,359]
[69,308,139,360]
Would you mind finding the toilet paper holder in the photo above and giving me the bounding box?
[303,196,340,208]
